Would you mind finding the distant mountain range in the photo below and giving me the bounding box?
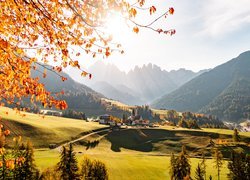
[152,51,250,122]
[74,62,207,105]
[31,66,125,116]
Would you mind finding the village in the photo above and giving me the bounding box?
[97,107,160,130]
[39,105,160,130]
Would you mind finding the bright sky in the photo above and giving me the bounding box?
[78,0,250,72]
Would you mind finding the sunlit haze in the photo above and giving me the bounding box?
[73,0,250,73]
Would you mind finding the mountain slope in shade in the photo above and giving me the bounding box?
[152,51,250,122]
[168,68,208,86]
[31,66,123,116]
[76,62,206,105]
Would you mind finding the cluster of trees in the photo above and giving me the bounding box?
[228,151,250,179]
[0,142,108,180]
[169,145,250,180]
[62,109,86,120]
[201,78,250,122]
[165,110,226,129]
[178,119,199,129]
[0,137,39,179]
[53,144,108,180]
[132,105,160,121]
[0,125,108,180]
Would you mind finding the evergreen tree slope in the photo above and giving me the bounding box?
[152,51,250,122]
[30,66,114,116]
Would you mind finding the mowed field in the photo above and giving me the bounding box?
[34,126,250,179]
[0,106,107,147]
[34,129,232,180]
[1,106,250,179]
[36,127,249,180]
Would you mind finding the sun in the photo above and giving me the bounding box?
[104,13,130,42]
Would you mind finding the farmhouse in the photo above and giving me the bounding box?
[99,114,111,124]
[40,109,62,116]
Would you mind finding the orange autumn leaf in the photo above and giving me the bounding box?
[81,71,88,77]
[61,49,69,57]
[4,130,10,136]
[129,8,137,17]
[61,76,67,82]
[70,61,80,69]
[105,51,111,57]
[139,0,145,7]
[169,7,174,15]
[150,6,156,15]
[133,27,139,34]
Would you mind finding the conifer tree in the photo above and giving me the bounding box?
[200,151,207,180]
[57,144,79,180]
[81,156,93,179]
[12,138,25,179]
[232,128,240,142]
[22,141,39,180]
[90,160,109,180]
[40,167,60,180]
[195,163,205,180]
[57,146,68,179]
[212,148,223,180]
[169,153,176,180]
[67,144,79,180]
[171,145,191,180]
[227,151,250,180]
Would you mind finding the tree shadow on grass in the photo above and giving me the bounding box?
[78,140,100,150]
[106,129,181,152]
[105,128,245,153]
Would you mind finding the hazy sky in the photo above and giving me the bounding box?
[77,0,250,73]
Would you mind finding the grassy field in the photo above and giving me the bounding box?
[34,129,231,180]
[34,149,229,180]
[0,106,107,147]
[34,127,249,179]
[102,98,135,111]
[2,106,250,179]
[160,125,250,136]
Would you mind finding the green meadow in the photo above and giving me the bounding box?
[1,106,250,179]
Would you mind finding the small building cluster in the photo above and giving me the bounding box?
[98,107,151,127]
[40,109,62,116]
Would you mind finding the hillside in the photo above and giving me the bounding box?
[0,106,107,147]
[75,62,206,105]
[35,126,249,179]
[29,65,127,116]
[152,51,250,122]
[2,106,250,179]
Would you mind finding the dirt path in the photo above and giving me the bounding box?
[55,128,110,151]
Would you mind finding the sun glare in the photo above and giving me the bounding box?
[105,13,129,42]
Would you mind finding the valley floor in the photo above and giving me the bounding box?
[35,143,230,180]
[1,107,249,179]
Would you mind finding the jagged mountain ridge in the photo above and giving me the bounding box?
[76,61,207,105]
